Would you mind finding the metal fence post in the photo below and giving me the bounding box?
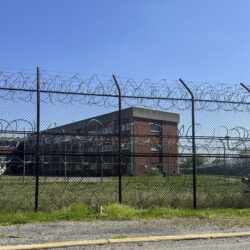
[240,83,250,93]
[179,78,197,209]
[35,67,40,212]
[240,82,249,189]
[112,74,122,203]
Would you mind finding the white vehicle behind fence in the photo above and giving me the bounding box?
[0,156,6,175]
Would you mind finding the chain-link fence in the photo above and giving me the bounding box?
[0,67,249,212]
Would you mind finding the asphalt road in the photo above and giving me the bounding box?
[61,237,250,250]
[0,219,250,249]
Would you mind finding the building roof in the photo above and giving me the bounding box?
[45,107,179,133]
[132,107,179,123]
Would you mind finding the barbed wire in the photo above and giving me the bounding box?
[0,66,249,210]
[1,118,249,210]
[0,69,249,111]
[1,119,249,169]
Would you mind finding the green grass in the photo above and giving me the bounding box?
[112,235,127,239]
[0,174,249,212]
[0,203,249,227]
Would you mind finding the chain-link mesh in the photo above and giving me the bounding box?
[0,68,249,211]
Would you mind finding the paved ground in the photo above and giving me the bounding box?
[0,219,250,249]
[62,237,250,250]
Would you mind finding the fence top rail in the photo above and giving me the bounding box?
[0,86,249,106]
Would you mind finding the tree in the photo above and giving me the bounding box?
[179,157,206,168]
[212,158,222,164]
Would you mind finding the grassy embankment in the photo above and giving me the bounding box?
[0,203,250,228]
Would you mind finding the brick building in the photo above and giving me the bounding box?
[0,137,22,175]
[43,107,180,176]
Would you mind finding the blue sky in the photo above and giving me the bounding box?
[1,0,250,83]
[0,0,249,137]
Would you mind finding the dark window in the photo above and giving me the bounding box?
[151,144,161,151]
[151,124,161,132]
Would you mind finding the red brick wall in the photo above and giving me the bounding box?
[133,118,178,175]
